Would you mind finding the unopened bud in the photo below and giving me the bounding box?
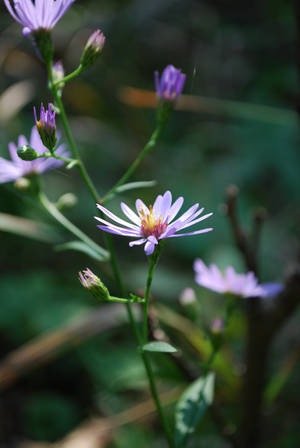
[179,288,196,306]
[14,177,31,191]
[17,145,38,161]
[79,268,110,301]
[56,193,78,210]
[210,318,224,335]
[80,30,105,69]
[52,61,65,91]
[34,103,57,152]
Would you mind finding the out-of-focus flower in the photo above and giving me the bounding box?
[81,29,106,69]
[155,65,186,103]
[4,0,75,36]
[260,283,284,298]
[79,268,110,300]
[194,259,265,298]
[96,191,213,256]
[0,127,68,184]
[34,103,57,152]
[179,288,196,306]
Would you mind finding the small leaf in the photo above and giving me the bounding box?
[175,372,215,447]
[142,341,178,353]
[66,160,78,170]
[129,293,144,303]
[0,212,59,242]
[55,240,108,261]
[115,180,156,193]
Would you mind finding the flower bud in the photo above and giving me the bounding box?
[80,30,105,69]
[56,193,78,210]
[52,61,65,92]
[17,145,38,161]
[155,65,186,103]
[179,288,196,306]
[79,268,110,301]
[34,103,57,152]
[210,318,224,335]
[14,177,31,191]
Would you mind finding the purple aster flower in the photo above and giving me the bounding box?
[155,65,186,103]
[95,191,213,256]
[34,103,57,151]
[194,259,265,298]
[0,126,69,184]
[4,0,75,36]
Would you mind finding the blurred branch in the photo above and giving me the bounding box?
[240,268,300,448]
[119,87,297,127]
[224,184,265,274]
[0,304,127,390]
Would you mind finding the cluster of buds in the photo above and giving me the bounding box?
[80,30,106,70]
[34,103,57,152]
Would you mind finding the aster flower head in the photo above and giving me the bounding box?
[34,103,57,151]
[194,259,265,298]
[4,0,75,35]
[81,29,106,69]
[155,65,186,103]
[0,126,69,184]
[79,268,110,300]
[95,191,213,256]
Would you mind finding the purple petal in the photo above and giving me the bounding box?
[97,204,139,230]
[121,202,141,225]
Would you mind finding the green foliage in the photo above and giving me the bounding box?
[142,341,178,353]
[175,373,215,447]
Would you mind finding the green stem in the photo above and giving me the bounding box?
[47,62,99,202]
[37,152,77,165]
[142,255,158,344]
[53,64,84,86]
[39,192,109,260]
[101,124,165,205]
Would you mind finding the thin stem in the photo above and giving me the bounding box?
[39,191,109,260]
[141,352,175,448]
[36,152,77,165]
[142,255,158,344]
[47,62,100,202]
[101,124,165,205]
[53,64,84,86]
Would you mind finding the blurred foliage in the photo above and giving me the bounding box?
[0,0,300,447]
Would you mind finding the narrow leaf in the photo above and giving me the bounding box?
[115,180,156,193]
[175,372,215,447]
[142,341,178,353]
[55,240,107,261]
[0,212,59,242]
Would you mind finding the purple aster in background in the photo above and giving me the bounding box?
[4,0,75,36]
[34,103,57,151]
[155,65,186,103]
[0,126,69,184]
[194,259,281,298]
[95,191,213,256]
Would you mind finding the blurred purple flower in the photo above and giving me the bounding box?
[4,0,75,35]
[0,127,69,183]
[194,259,265,298]
[95,191,213,256]
[155,65,186,102]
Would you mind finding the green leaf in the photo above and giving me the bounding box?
[175,372,215,447]
[142,341,178,353]
[115,180,156,193]
[55,240,108,261]
[0,212,59,242]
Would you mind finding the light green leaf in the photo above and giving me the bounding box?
[175,372,215,447]
[0,212,59,242]
[142,341,178,353]
[55,240,108,261]
[115,180,156,193]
